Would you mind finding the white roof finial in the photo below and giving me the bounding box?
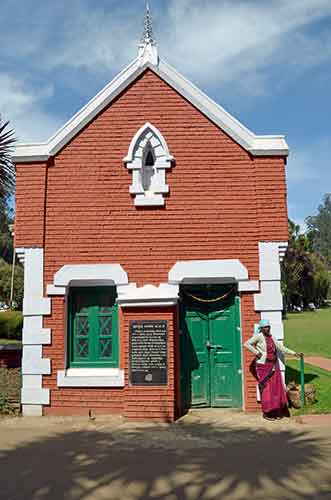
[141,1,154,45]
[138,1,159,67]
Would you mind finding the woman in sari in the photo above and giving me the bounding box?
[244,319,302,420]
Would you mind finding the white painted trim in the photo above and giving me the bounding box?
[21,248,51,415]
[22,345,51,375]
[134,194,165,206]
[22,404,43,416]
[254,281,283,311]
[15,247,26,265]
[22,375,42,388]
[118,285,178,306]
[238,280,259,292]
[23,317,51,345]
[54,264,128,287]
[155,59,288,156]
[23,329,51,345]
[46,284,66,296]
[124,122,173,163]
[254,242,287,312]
[13,57,288,162]
[254,241,288,402]
[124,122,174,206]
[117,283,179,307]
[21,388,50,405]
[278,242,288,262]
[57,368,125,387]
[23,298,51,317]
[120,300,177,308]
[169,259,248,284]
[259,242,282,281]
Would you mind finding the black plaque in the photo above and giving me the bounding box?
[130,320,168,385]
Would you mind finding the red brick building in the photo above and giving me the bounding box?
[13,10,288,419]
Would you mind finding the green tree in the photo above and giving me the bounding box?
[0,117,15,211]
[306,194,331,268]
[0,207,14,263]
[281,219,330,310]
[0,257,24,310]
[310,253,330,306]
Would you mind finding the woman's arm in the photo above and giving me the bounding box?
[274,339,296,356]
[244,335,261,356]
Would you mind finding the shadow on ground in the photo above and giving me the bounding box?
[286,364,318,384]
[0,417,330,500]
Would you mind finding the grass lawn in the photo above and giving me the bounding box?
[286,360,331,415]
[284,307,331,358]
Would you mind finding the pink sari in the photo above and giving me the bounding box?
[256,336,288,415]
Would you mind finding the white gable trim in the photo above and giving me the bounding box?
[13,57,288,163]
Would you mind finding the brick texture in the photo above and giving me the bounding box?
[15,69,288,417]
[43,305,176,420]
[15,163,48,248]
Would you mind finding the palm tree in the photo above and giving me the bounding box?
[0,116,15,211]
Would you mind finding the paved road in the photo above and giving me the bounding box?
[0,410,330,500]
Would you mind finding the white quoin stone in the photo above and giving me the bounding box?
[21,248,51,415]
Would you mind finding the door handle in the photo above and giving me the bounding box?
[206,341,223,350]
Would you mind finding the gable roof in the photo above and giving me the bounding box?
[13,56,288,163]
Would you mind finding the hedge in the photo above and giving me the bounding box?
[0,311,23,340]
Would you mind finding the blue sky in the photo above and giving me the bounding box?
[1,0,330,228]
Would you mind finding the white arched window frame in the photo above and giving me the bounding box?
[123,122,174,206]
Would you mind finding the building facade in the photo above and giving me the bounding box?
[13,10,289,419]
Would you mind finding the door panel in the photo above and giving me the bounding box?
[184,311,210,407]
[209,311,235,407]
[180,286,243,410]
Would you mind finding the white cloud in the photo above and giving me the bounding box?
[0,74,61,142]
[287,137,331,182]
[162,0,331,91]
[1,0,331,143]
[1,0,331,98]
[286,137,331,225]
[40,5,137,74]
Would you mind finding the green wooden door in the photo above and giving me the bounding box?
[180,286,242,410]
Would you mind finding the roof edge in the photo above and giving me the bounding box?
[12,57,289,163]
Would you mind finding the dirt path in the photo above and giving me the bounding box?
[305,357,331,371]
[0,409,330,500]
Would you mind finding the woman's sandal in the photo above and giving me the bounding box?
[263,414,276,421]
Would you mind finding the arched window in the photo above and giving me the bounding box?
[123,123,174,206]
[141,142,155,191]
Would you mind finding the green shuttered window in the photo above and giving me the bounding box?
[68,286,119,368]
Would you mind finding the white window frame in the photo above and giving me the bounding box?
[123,122,174,206]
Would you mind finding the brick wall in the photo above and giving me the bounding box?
[16,70,287,286]
[15,68,288,416]
[43,304,176,420]
[15,163,48,248]
[122,307,176,421]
